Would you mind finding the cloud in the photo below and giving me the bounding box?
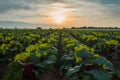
[0,0,32,13]
[69,0,120,19]
[98,0,120,4]
[0,0,69,13]
[0,0,120,26]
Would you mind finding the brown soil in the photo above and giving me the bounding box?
[110,60,120,70]
[41,71,67,80]
[0,63,8,80]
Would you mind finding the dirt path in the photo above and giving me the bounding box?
[40,30,67,80]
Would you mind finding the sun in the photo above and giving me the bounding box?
[54,15,65,23]
[51,11,66,24]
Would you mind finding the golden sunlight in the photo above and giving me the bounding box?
[51,11,66,24]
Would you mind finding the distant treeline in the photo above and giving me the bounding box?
[71,26,119,29]
[0,26,120,30]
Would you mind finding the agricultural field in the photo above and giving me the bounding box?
[0,29,120,80]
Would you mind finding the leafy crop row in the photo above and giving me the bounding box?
[0,29,120,80]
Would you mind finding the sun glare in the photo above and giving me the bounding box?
[51,11,66,24]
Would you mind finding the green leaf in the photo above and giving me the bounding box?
[93,57,114,70]
[76,57,82,63]
[82,76,90,80]
[15,52,29,61]
[66,64,82,77]
[33,70,39,77]
[74,49,93,63]
[70,76,79,80]
[36,63,45,68]
[87,69,112,80]
[49,47,58,55]
[26,45,36,53]
[40,50,48,56]
[3,61,24,80]
[35,50,41,57]
[45,55,57,64]
[61,55,74,61]
[29,53,40,62]
[61,55,74,70]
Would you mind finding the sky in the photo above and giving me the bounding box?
[0,0,120,28]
